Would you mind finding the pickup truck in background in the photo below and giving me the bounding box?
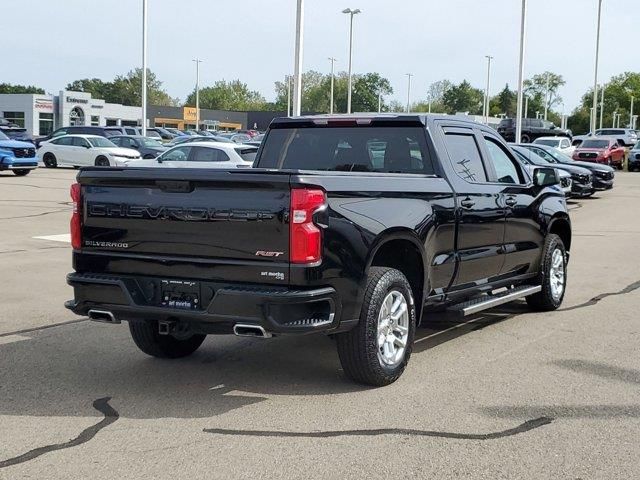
[65,114,571,386]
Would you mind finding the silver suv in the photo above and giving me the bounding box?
[574,128,638,147]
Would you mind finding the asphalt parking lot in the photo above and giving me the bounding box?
[1,167,640,479]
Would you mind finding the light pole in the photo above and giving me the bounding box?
[592,0,603,133]
[192,59,203,130]
[483,55,494,124]
[599,83,605,129]
[292,0,305,116]
[141,0,147,136]
[612,110,617,127]
[328,57,336,114]
[544,72,550,121]
[405,73,413,113]
[286,75,292,116]
[342,8,361,114]
[524,95,529,118]
[378,90,382,113]
[630,95,634,128]
[515,0,527,144]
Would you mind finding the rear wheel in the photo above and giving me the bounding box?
[129,320,206,358]
[12,169,30,176]
[95,156,110,167]
[521,134,531,143]
[43,153,57,168]
[526,234,567,311]
[336,267,416,386]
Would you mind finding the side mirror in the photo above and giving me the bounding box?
[533,167,559,187]
[156,157,163,163]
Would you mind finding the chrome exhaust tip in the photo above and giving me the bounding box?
[233,324,272,338]
[87,309,120,324]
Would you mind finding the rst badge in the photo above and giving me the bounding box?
[255,250,284,258]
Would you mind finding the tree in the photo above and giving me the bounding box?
[0,83,45,94]
[273,71,393,113]
[568,72,640,134]
[185,80,267,111]
[66,69,178,106]
[524,71,565,116]
[490,84,517,118]
[442,80,484,114]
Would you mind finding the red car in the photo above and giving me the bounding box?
[572,138,625,169]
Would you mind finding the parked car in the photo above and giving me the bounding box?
[216,132,252,143]
[39,135,141,168]
[35,126,123,148]
[511,146,572,196]
[165,128,187,137]
[513,144,593,197]
[533,136,575,156]
[236,129,259,137]
[125,142,258,168]
[109,135,168,158]
[166,135,234,147]
[572,138,625,169]
[628,141,640,171]
[497,117,571,143]
[0,129,38,176]
[573,128,638,148]
[520,143,615,190]
[196,130,217,137]
[65,114,571,387]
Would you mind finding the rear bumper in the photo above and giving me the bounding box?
[65,272,348,335]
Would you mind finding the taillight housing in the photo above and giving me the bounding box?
[70,183,82,249]
[290,188,326,264]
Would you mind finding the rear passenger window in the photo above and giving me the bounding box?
[191,146,228,162]
[443,132,487,183]
[259,126,434,175]
[483,137,524,184]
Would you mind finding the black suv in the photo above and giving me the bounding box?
[35,126,123,148]
[498,118,571,143]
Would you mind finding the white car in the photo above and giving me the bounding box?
[572,128,638,148]
[39,134,141,168]
[532,136,575,156]
[125,141,258,169]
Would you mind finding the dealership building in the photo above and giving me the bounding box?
[0,91,142,136]
[0,91,286,136]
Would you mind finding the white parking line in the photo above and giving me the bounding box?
[33,234,71,243]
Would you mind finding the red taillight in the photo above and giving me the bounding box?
[70,183,82,250]
[290,188,326,264]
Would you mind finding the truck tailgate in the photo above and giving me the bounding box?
[77,168,291,284]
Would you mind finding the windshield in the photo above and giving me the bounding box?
[0,130,9,140]
[141,138,164,147]
[235,147,258,162]
[581,140,609,149]
[88,137,117,148]
[535,139,560,147]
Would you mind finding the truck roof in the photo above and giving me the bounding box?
[269,113,474,128]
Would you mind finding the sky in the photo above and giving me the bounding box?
[3,0,639,113]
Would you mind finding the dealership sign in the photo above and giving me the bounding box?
[66,96,89,104]
[34,98,53,110]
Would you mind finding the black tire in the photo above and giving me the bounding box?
[526,234,567,311]
[336,267,416,386]
[95,156,110,167]
[143,154,155,159]
[12,169,30,176]
[128,320,206,359]
[520,134,531,143]
[43,152,57,168]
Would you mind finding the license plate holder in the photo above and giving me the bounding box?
[160,279,201,310]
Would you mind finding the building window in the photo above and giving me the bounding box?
[121,120,138,127]
[39,113,54,136]
[3,111,25,127]
[105,119,118,126]
[91,115,100,126]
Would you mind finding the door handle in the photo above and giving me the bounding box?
[460,198,475,209]
[505,196,517,207]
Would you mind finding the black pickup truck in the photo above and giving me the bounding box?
[65,114,571,386]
